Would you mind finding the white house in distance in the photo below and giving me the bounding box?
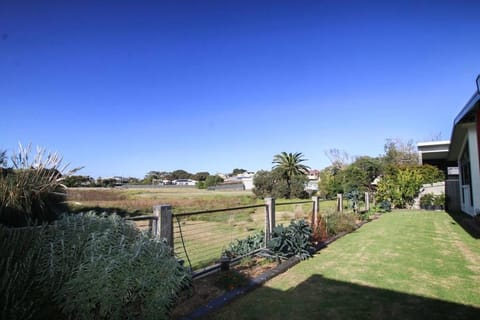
[447,76,480,216]
[224,171,255,190]
[173,179,197,186]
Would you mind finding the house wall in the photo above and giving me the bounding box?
[469,126,480,215]
[459,127,480,216]
[477,108,480,165]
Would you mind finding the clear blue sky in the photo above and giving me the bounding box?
[1,0,480,178]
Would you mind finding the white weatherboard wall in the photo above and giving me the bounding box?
[468,127,480,215]
[459,127,480,216]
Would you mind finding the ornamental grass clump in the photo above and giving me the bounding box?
[0,224,48,320]
[0,144,80,227]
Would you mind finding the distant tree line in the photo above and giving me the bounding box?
[64,168,249,188]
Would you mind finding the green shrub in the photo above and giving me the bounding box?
[323,211,357,236]
[420,193,434,209]
[433,193,446,209]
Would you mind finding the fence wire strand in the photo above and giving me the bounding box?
[174,215,193,271]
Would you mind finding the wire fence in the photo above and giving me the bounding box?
[275,200,315,226]
[173,204,266,271]
[124,197,323,276]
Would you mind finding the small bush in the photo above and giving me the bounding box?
[420,193,434,209]
[433,193,445,209]
[377,200,392,213]
[324,211,357,236]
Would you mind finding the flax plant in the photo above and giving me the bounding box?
[0,144,81,226]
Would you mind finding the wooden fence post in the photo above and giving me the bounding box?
[149,217,157,237]
[154,205,173,248]
[265,197,275,244]
[337,194,343,213]
[312,196,320,226]
[365,192,370,211]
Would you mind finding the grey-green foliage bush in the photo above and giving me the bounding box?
[44,213,191,320]
[222,231,265,258]
[1,213,191,320]
[265,219,314,261]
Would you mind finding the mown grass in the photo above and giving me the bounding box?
[212,210,480,319]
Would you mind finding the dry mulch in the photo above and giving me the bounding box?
[170,257,278,319]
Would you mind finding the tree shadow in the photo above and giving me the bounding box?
[69,206,146,218]
[212,275,480,320]
[446,210,480,239]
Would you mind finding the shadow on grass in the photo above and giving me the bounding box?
[210,275,480,320]
[446,210,480,239]
[69,206,148,218]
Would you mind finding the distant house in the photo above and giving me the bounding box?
[173,179,197,186]
[446,76,480,216]
[224,171,255,190]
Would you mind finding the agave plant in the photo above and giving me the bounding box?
[0,143,82,226]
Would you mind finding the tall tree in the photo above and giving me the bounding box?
[272,152,310,199]
[383,138,419,166]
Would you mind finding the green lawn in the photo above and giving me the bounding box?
[212,210,480,319]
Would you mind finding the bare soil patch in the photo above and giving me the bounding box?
[171,257,278,319]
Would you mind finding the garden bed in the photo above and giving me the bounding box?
[171,256,278,319]
[171,215,379,319]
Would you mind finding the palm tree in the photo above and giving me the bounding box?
[272,152,310,198]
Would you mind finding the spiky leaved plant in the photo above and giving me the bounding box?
[0,143,81,226]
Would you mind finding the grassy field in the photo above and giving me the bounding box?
[67,187,340,270]
[211,210,480,319]
[67,187,258,215]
